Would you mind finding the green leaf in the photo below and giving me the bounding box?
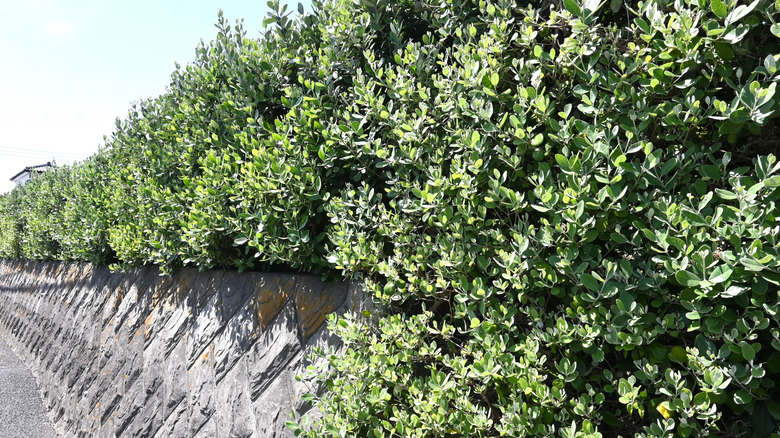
[741,341,756,361]
[481,73,493,88]
[471,131,481,146]
[768,400,780,421]
[773,24,780,37]
[753,402,777,436]
[676,270,702,287]
[635,18,651,34]
[711,0,728,18]
[233,234,249,245]
[564,0,581,15]
[741,257,765,272]
[765,55,778,76]
[726,0,758,25]
[531,133,544,146]
[722,285,747,298]
[285,421,300,431]
[765,175,780,187]
[582,273,599,292]
[733,389,753,405]
[645,149,662,169]
[610,232,628,244]
[699,165,721,180]
[669,346,688,363]
[715,188,738,200]
[708,265,733,284]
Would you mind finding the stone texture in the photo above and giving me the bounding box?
[0,260,366,438]
[294,277,348,342]
[248,303,302,400]
[216,357,257,438]
[213,303,259,382]
[249,275,294,330]
[163,338,188,418]
[187,291,223,367]
[188,345,216,435]
[253,369,295,438]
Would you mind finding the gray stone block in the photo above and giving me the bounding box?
[219,273,252,324]
[157,295,192,359]
[294,277,348,343]
[125,388,163,438]
[142,337,167,404]
[153,400,188,438]
[290,319,345,416]
[215,357,256,438]
[112,267,152,336]
[213,303,259,382]
[192,270,224,309]
[163,337,188,419]
[188,344,216,435]
[253,369,295,438]
[247,303,301,400]
[187,290,223,367]
[117,326,145,391]
[193,417,218,438]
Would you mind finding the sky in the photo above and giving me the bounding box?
[0,0,311,194]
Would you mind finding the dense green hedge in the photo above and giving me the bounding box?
[2,0,780,435]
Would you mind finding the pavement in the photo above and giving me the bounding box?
[0,335,59,438]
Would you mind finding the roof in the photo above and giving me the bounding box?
[10,162,54,182]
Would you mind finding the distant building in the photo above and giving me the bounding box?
[10,162,54,186]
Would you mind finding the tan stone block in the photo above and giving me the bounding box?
[250,275,294,330]
[294,277,347,342]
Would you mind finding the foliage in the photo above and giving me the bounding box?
[1,0,780,436]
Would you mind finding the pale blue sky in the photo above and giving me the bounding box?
[0,0,311,193]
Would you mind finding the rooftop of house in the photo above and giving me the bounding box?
[10,162,54,183]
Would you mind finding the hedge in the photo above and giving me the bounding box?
[1,0,780,435]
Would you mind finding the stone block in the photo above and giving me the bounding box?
[215,357,256,438]
[142,336,167,404]
[191,269,224,308]
[188,344,216,435]
[253,369,295,438]
[163,337,188,419]
[187,290,223,367]
[193,417,218,438]
[96,417,115,438]
[248,274,294,330]
[219,273,252,323]
[290,320,345,416]
[154,400,188,438]
[143,275,178,347]
[157,295,192,359]
[118,326,145,390]
[95,375,123,427]
[294,277,348,342]
[112,267,152,336]
[247,303,301,400]
[0,260,356,438]
[125,387,163,438]
[213,303,259,382]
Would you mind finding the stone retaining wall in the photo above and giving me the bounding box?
[0,259,368,437]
